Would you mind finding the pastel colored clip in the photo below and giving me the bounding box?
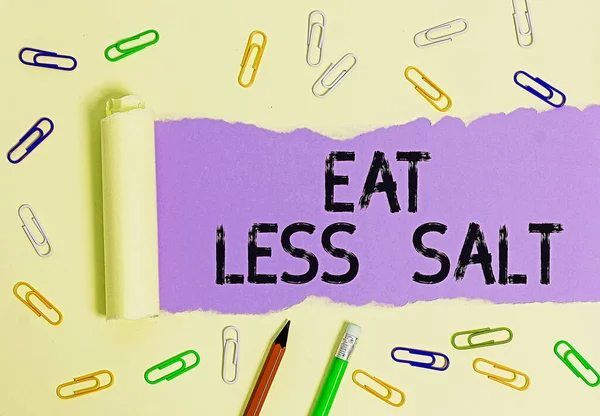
[512,0,534,48]
[404,66,452,112]
[554,340,600,387]
[473,358,530,391]
[514,71,566,108]
[413,18,469,48]
[56,370,114,399]
[144,350,200,384]
[13,282,63,326]
[19,48,77,71]
[238,30,267,88]
[352,369,406,408]
[7,117,54,164]
[222,326,240,384]
[391,346,449,371]
[18,204,52,257]
[104,29,160,62]
[451,327,513,350]
[312,53,358,98]
[307,11,326,67]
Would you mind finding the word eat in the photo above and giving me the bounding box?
[326,151,430,213]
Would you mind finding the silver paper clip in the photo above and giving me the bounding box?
[512,0,534,48]
[18,204,52,257]
[222,326,240,384]
[414,18,469,48]
[312,53,358,98]
[307,11,326,67]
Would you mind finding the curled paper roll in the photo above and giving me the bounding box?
[100,95,159,320]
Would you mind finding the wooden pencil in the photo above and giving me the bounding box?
[242,320,291,416]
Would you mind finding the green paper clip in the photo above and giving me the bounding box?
[144,350,200,385]
[554,340,600,387]
[451,327,513,350]
[105,29,160,62]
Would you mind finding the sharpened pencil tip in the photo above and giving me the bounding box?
[275,320,290,347]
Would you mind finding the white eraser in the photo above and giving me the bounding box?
[346,323,361,338]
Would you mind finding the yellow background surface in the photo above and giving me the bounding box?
[1,0,600,414]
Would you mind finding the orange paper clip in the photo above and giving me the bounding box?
[404,66,452,112]
[473,358,530,391]
[56,370,114,399]
[352,369,406,407]
[13,281,62,326]
[238,30,267,88]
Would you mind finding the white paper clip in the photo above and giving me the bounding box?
[312,53,358,98]
[307,11,326,67]
[222,326,240,384]
[414,18,469,48]
[512,0,534,48]
[18,204,52,257]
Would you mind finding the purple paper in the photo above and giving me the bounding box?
[155,106,600,314]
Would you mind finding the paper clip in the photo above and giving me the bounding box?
[104,29,160,62]
[7,117,54,164]
[352,370,406,407]
[222,326,240,384]
[554,340,600,387]
[312,53,358,98]
[56,370,114,399]
[18,204,53,257]
[404,66,452,112]
[514,71,566,108]
[307,11,326,67]
[451,327,513,350]
[391,346,449,371]
[413,18,469,48]
[13,282,63,326]
[144,350,200,384]
[473,358,530,391]
[238,30,267,88]
[512,0,534,48]
[19,48,77,71]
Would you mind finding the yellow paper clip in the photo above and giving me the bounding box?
[13,281,63,326]
[18,204,52,257]
[404,66,452,112]
[56,370,114,399]
[473,358,530,391]
[238,30,267,88]
[312,53,358,98]
[352,369,406,407]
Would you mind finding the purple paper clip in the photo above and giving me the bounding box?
[7,118,54,164]
[19,48,77,71]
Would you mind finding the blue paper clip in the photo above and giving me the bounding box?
[19,48,77,71]
[7,118,54,164]
[514,71,566,108]
[391,346,449,371]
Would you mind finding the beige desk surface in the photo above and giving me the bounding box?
[1,0,599,414]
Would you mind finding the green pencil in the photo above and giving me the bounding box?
[310,323,361,416]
